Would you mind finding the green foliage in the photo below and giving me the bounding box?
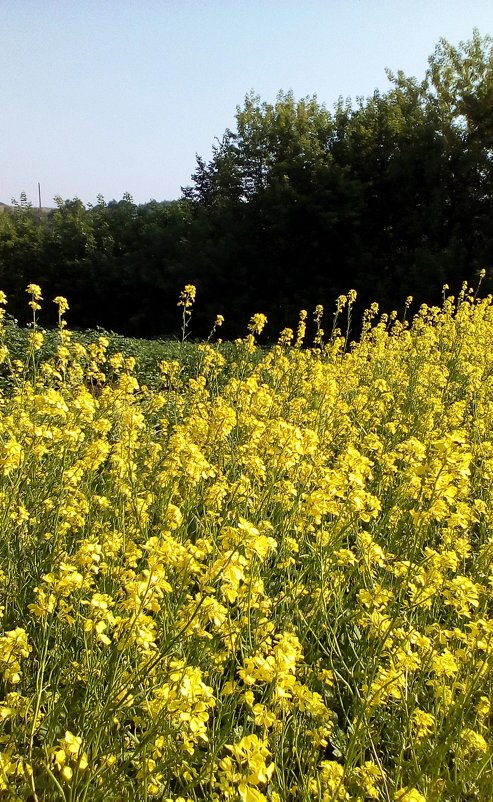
[1,316,200,391]
[1,31,492,338]
[182,32,493,329]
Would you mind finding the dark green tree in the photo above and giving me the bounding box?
[0,196,48,322]
[0,32,491,339]
[183,32,493,332]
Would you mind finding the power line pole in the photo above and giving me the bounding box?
[38,182,42,210]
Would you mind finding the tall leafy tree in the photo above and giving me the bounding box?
[425,30,493,286]
[184,91,363,333]
[184,32,493,330]
[0,195,48,322]
[0,32,491,338]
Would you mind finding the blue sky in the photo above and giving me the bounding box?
[2,0,492,206]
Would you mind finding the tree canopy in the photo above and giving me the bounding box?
[1,31,492,339]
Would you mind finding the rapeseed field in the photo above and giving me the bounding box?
[0,282,492,801]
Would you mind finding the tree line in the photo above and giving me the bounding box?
[1,30,492,340]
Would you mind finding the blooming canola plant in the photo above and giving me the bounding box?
[0,283,492,800]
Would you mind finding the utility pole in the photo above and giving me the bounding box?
[38,182,41,210]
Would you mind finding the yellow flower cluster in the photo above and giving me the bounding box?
[0,285,492,800]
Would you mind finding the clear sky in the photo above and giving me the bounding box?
[2,0,492,206]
